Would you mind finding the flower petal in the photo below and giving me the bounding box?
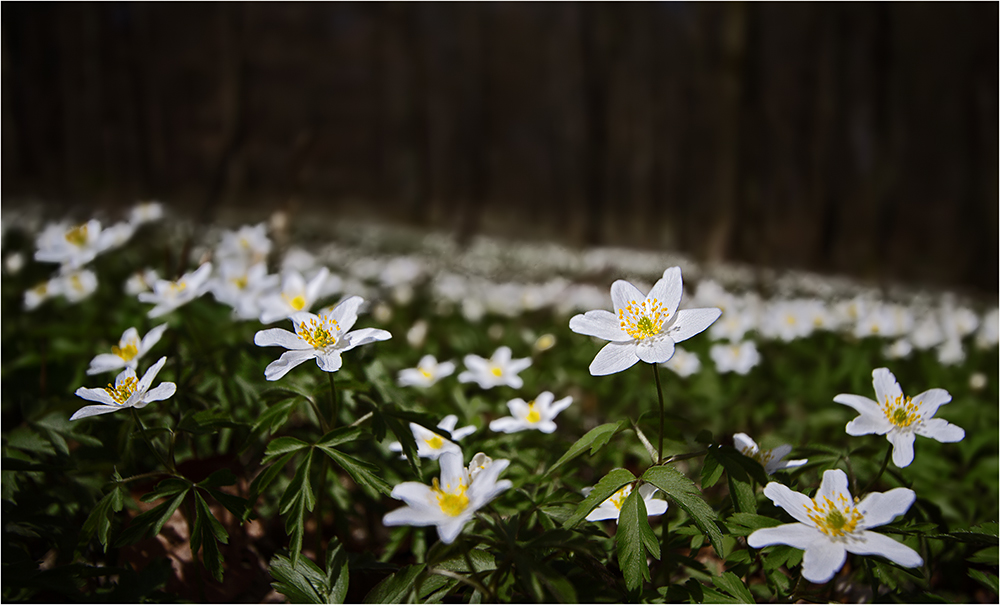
[748,523,823,550]
[845,413,893,436]
[437,415,458,432]
[732,433,758,455]
[142,382,177,403]
[492,346,512,365]
[915,418,964,443]
[137,357,168,394]
[845,531,923,568]
[802,541,847,584]
[856,488,916,529]
[872,368,903,407]
[666,308,722,343]
[383,506,444,528]
[911,388,952,417]
[586,503,622,522]
[75,387,116,405]
[467,458,511,504]
[254,328,308,350]
[569,310,628,341]
[489,417,526,433]
[70,404,122,421]
[816,469,853,503]
[436,517,470,544]
[87,354,125,375]
[140,323,169,353]
[344,327,392,349]
[548,396,573,417]
[439,451,467,490]
[611,280,646,315]
[636,337,675,364]
[833,394,882,417]
[315,351,344,373]
[325,292,361,330]
[762,482,815,525]
[888,430,916,467]
[589,342,639,376]
[656,267,684,316]
[264,349,316,381]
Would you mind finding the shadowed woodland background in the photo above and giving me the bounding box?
[2,3,997,294]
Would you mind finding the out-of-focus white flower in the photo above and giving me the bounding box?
[383,450,512,544]
[692,279,737,313]
[801,299,840,332]
[138,263,212,318]
[584,483,668,523]
[258,268,329,324]
[833,296,872,331]
[969,372,987,391]
[102,222,136,251]
[280,247,317,274]
[662,346,701,377]
[87,324,168,375]
[761,300,814,342]
[883,339,913,360]
[380,256,424,289]
[129,201,164,225]
[910,315,944,350]
[733,433,807,475]
[710,304,755,342]
[406,319,429,348]
[940,300,979,339]
[936,338,965,366]
[34,220,120,269]
[976,308,998,349]
[461,298,486,322]
[216,223,271,266]
[254,295,391,380]
[710,341,761,375]
[71,357,176,421]
[4,252,24,275]
[209,261,279,321]
[57,269,99,303]
[388,415,476,460]
[747,469,921,584]
[458,346,531,389]
[24,280,54,310]
[569,267,721,376]
[834,368,964,468]
[373,301,393,324]
[397,355,455,388]
[854,304,898,339]
[533,333,557,353]
[489,391,572,434]
[125,268,160,296]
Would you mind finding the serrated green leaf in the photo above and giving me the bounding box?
[617,487,655,593]
[115,490,188,546]
[642,465,725,557]
[249,451,298,503]
[270,552,330,603]
[80,483,126,551]
[251,397,299,436]
[544,421,627,479]
[197,468,238,489]
[6,426,56,456]
[725,512,781,537]
[363,564,426,604]
[317,446,392,496]
[712,571,755,603]
[316,425,368,449]
[205,487,250,520]
[279,452,316,566]
[139,478,191,502]
[708,447,757,513]
[191,491,228,582]
[701,452,724,489]
[327,538,350,604]
[563,467,635,528]
[968,546,999,565]
[969,569,998,595]
[433,548,497,574]
[263,436,310,464]
[33,412,103,453]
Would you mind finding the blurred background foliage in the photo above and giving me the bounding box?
[2,3,997,294]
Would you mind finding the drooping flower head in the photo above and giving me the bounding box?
[457,346,531,389]
[568,267,721,376]
[733,433,807,475]
[138,263,213,318]
[834,368,964,467]
[397,355,456,388]
[388,415,476,460]
[87,324,168,375]
[747,469,922,584]
[254,295,391,380]
[71,357,176,420]
[383,450,512,544]
[489,391,572,434]
[585,483,668,524]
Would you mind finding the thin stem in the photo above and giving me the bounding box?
[307,397,329,434]
[861,444,893,495]
[130,408,174,472]
[328,372,339,430]
[651,363,666,463]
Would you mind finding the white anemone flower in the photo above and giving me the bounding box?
[383,450,512,544]
[254,295,391,381]
[457,346,531,389]
[975,308,998,349]
[568,267,721,376]
[129,201,164,225]
[733,433,807,475]
[209,261,280,321]
[834,368,964,468]
[747,469,922,584]
[87,324,168,375]
[71,357,176,421]
[388,415,476,460]
[34,220,120,269]
[138,263,213,318]
[24,281,54,310]
[710,341,761,375]
[397,355,456,388]
[125,268,160,296]
[258,267,330,324]
[489,391,572,434]
[216,223,272,266]
[584,483,668,523]
[55,268,99,303]
[661,346,701,378]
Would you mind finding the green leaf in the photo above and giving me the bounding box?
[708,447,757,514]
[617,486,657,593]
[317,446,392,497]
[115,489,189,546]
[363,564,426,604]
[642,465,725,557]
[80,483,126,551]
[327,538,350,604]
[262,436,311,464]
[969,569,998,596]
[712,571,755,603]
[725,513,781,537]
[701,452,724,489]
[250,397,299,436]
[433,548,497,574]
[364,359,408,408]
[249,451,298,503]
[544,420,627,478]
[197,468,238,489]
[177,408,245,435]
[270,552,330,604]
[316,425,368,449]
[562,467,636,528]
[279,451,316,566]
[33,412,102,454]
[139,478,191,502]
[205,487,250,520]
[191,491,228,582]
[6,426,56,456]
[968,546,999,565]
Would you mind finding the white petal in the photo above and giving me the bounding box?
[636,338,675,364]
[503,374,524,389]
[70,404,122,420]
[586,502,622,522]
[548,396,573,417]
[315,352,344,373]
[915,418,964,443]
[911,388,951,418]
[75,387,116,405]
[872,368,903,407]
[801,541,847,584]
[467,458,511,503]
[645,499,668,517]
[436,361,456,377]
[667,308,722,343]
[436,517,470,544]
[87,354,125,375]
[326,293,362,331]
[856,488,916,529]
[611,280,645,315]
[589,342,639,376]
[492,346,512,365]
[383,506,445,528]
[254,328,308,350]
[143,382,176,403]
[140,323,169,353]
[264,349,316,381]
[816,469,853,503]
[536,421,558,434]
[747,523,822,550]
[489,417,526,433]
[569,310,628,341]
[506,357,532,374]
[845,531,923,568]
[305,268,331,306]
[439,451,467,489]
[846,413,893,436]
[732,433,758,455]
[437,415,458,432]
[463,354,488,373]
[344,328,392,349]
[762,482,815,525]
[390,482,436,507]
[657,267,684,316]
[833,394,882,417]
[136,357,168,395]
[888,431,916,467]
[507,398,530,418]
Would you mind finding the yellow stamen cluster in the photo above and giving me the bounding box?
[231,275,248,290]
[490,366,503,377]
[432,478,469,517]
[425,435,444,450]
[65,224,89,246]
[297,317,339,349]
[881,394,922,428]
[805,493,863,537]
[610,485,632,510]
[740,445,775,468]
[419,367,434,380]
[618,298,668,340]
[104,376,139,406]
[283,293,307,311]
[113,338,140,362]
[525,402,541,424]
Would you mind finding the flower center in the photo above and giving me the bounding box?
[65,224,89,246]
[490,366,503,377]
[805,494,863,537]
[113,338,140,362]
[104,376,139,406]
[231,275,248,290]
[525,402,541,423]
[739,445,774,467]
[297,317,339,349]
[618,298,667,340]
[420,368,434,380]
[283,293,307,311]
[432,478,469,517]
[882,394,921,428]
[610,485,632,510]
[425,435,444,449]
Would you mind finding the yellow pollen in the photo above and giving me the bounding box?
[785,315,796,325]
[420,368,434,379]
[296,317,339,349]
[881,394,921,428]
[525,402,541,423]
[113,338,140,362]
[618,298,667,340]
[231,275,248,289]
[65,224,89,246]
[610,485,632,510]
[805,494,863,537]
[284,294,306,311]
[167,280,187,294]
[104,376,139,406]
[70,275,84,291]
[490,366,503,377]
[432,478,469,517]
[425,435,444,449]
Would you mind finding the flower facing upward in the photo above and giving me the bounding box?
[397,355,456,388]
[489,391,572,434]
[71,357,176,420]
[138,263,213,318]
[254,295,391,380]
[457,346,531,389]
[584,483,668,523]
[388,415,476,460]
[733,433,807,475]
[87,324,168,375]
[747,469,922,584]
[834,368,964,468]
[383,450,512,544]
[258,268,330,324]
[568,267,721,376]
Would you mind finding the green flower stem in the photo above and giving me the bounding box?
[651,363,666,463]
[861,444,893,495]
[130,408,174,473]
[307,396,330,434]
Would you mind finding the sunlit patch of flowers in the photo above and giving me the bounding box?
[489,391,573,434]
